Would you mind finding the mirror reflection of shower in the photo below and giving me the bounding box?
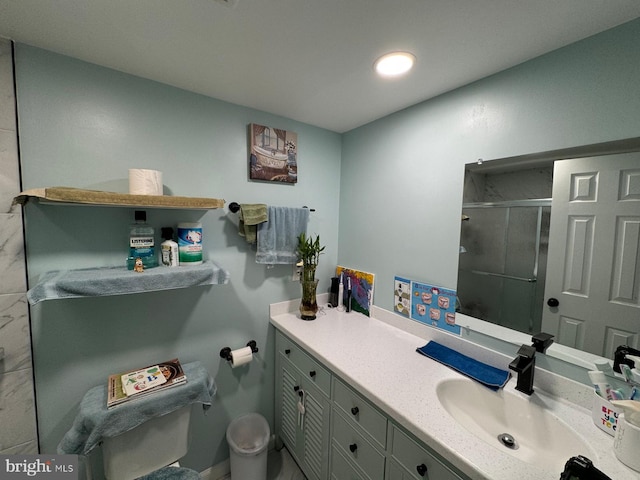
[457,164,552,334]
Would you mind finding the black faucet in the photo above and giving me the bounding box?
[560,455,612,480]
[613,345,640,373]
[532,332,554,353]
[509,344,537,395]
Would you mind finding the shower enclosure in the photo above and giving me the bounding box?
[457,200,551,334]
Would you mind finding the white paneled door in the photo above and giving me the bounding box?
[542,153,640,357]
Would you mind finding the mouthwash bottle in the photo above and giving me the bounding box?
[128,210,157,269]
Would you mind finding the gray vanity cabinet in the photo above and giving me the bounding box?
[276,331,332,480]
[274,330,467,480]
[387,425,464,480]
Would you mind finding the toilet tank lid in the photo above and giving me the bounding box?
[57,361,216,455]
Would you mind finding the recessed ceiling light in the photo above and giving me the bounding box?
[374,52,416,77]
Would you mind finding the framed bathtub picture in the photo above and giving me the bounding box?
[249,123,298,183]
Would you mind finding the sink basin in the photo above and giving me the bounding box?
[436,378,595,472]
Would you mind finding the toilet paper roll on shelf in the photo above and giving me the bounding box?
[129,169,163,195]
[220,340,258,368]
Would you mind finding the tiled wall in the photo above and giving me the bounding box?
[0,38,38,454]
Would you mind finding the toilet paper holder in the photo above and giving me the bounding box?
[220,340,258,362]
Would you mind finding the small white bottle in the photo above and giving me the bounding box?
[160,227,179,267]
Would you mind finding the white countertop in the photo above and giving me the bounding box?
[270,299,637,480]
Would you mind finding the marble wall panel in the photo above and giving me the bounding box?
[0,294,31,372]
[0,129,20,212]
[0,214,26,294]
[0,368,37,450]
[0,38,16,132]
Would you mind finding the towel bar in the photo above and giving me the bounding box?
[228,202,315,213]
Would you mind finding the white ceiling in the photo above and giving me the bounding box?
[1,1,639,133]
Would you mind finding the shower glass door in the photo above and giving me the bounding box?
[457,201,550,334]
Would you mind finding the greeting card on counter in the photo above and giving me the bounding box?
[336,266,375,316]
[394,276,411,317]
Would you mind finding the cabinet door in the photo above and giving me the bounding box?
[299,378,331,480]
[390,426,464,480]
[276,340,331,480]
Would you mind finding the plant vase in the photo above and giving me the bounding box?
[300,278,319,320]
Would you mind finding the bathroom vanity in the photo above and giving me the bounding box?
[270,297,637,480]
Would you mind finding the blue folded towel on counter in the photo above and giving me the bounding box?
[416,341,510,390]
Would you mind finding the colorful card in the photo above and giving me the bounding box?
[336,266,375,316]
[121,365,167,396]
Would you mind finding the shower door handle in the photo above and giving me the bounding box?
[547,298,559,307]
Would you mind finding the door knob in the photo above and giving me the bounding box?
[547,298,560,307]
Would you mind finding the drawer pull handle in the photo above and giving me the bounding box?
[349,443,358,453]
[298,390,304,398]
[309,370,316,378]
[351,406,359,416]
[293,385,300,392]
[416,463,428,476]
[284,348,291,355]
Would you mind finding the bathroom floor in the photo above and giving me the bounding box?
[217,446,306,480]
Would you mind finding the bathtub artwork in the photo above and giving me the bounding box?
[409,281,460,335]
[249,123,298,183]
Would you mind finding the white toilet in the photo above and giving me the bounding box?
[101,405,200,480]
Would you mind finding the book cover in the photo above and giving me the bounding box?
[107,358,187,408]
[121,365,167,396]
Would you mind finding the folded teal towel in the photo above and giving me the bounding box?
[256,206,309,264]
[27,261,230,305]
[416,341,510,390]
[57,361,215,455]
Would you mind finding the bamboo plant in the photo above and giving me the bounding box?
[297,233,325,282]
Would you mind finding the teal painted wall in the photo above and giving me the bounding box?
[15,45,341,474]
[339,19,640,313]
[13,16,640,476]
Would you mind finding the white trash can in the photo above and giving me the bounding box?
[226,413,270,480]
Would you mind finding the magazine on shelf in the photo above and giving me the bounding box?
[107,358,187,409]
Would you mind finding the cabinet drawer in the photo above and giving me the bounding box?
[331,444,367,480]
[390,426,463,480]
[333,377,387,448]
[332,411,385,480]
[277,332,331,397]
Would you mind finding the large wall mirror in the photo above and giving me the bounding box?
[457,138,640,362]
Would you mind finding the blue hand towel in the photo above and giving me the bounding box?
[416,341,510,390]
[28,261,230,305]
[56,361,216,455]
[256,206,309,264]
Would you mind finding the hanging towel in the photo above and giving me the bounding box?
[56,361,215,455]
[416,341,510,390]
[238,203,268,244]
[256,206,309,264]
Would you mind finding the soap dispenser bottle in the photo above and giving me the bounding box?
[129,210,157,269]
[160,227,179,267]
